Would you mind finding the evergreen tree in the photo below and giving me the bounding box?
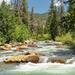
[62,0,75,33]
[30,7,34,36]
[45,0,54,34]
[21,0,30,29]
[0,0,16,43]
[14,6,22,25]
[46,0,58,40]
[50,7,58,40]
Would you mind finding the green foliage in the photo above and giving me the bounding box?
[46,0,58,40]
[0,1,16,43]
[32,34,49,41]
[50,8,58,40]
[14,25,30,43]
[14,7,22,25]
[0,0,30,44]
[55,32,75,49]
[21,0,30,30]
[0,32,6,45]
[62,0,75,33]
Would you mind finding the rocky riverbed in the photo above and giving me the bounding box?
[0,41,75,75]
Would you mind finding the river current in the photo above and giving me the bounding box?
[0,41,75,75]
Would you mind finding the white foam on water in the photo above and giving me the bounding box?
[0,55,11,62]
[66,57,75,64]
[0,50,13,53]
[11,62,75,74]
[11,47,18,50]
[39,56,48,63]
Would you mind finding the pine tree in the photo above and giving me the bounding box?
[45,0,54,34]
[68,0,75,32]
[62,0,75,33]
[21,0,30,29]
[30,7,34,36]
[14,4,22,25]
[46,0,58,40]
[50,7,58,40]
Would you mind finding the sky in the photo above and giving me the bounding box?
[11,0,51,14]
[27,0,50,14]
[0,0,68,14]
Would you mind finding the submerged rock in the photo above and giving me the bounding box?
[16,42,24,46]
[25,52,46,57]
[38,47,42,48]
[44,43,52,45]
[4,55,39,63]
[25,40,30,44]
[45,40,52,43]
[12,44,16,47]
[14,48,24,52]
[19,46,28,49]
[0,46,11,50]
[48,59,65,64]
[25,40,33,44]
[28,44,37,47]
[56,46,63,48]
[5,44,12,48]
[53,42,62,45]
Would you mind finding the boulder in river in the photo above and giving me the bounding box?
[1,47,11,50]
[38,47,42,48]
[4,55,39,63]
[44,43,52,45]
[45,40,52,43]
[56,46,63,48]
[12,44,16,47]
[28,44,37,47]
[19,46,28,49]
[25,40,30,44]
[53,42,62,45]
[25,40,34,44]
[5,44,12,48]
[16,42,24,46]
[14,48,24,52]
[25,52,46,57]
[48,59,65,64]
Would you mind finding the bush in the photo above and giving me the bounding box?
[0,32,6,45]
[32,34,49,41]
[55,32,75,49]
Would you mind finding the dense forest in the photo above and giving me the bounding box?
[0,0,75,50]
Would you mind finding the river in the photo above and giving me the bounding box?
[0,41,75,75]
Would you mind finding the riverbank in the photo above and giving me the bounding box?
[55,33,75,51]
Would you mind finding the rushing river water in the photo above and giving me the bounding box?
[0,41,75,75]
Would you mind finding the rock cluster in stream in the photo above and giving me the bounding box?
[0,39,66,64]
[0,39,39,50]
[4,52,45,63]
